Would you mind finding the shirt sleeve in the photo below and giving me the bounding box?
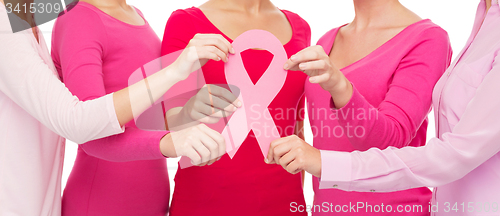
[0,7,123,144]
[319,51,500,192]
[331,27,452,151]
[53,7,166,162]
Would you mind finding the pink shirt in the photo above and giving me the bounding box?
[0,4,123,216]
[320,1,500,215]
[51,2,169,215]
[307,20,452,215]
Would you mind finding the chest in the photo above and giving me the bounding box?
[434,45,497,130]
[101,26,161,92]
[330,27,406,69]
[201,10,293,45]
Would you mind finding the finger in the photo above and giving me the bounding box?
[212,34,234,54]
[286,160,302,175]
[309,72,331,84]
[184,147,202,166]
[198,130,220,161]
[284,46,325,71]
[196,49,222,62]
[267,137,289,164]
[207,158,217,165]
[190,110,220,124]
[208,85,241,108]
[209,95,237,113]
[196,102,233,118]
[198,124,226,158]
[200,46,227,62]
[198,36,232,59]
[273,142,293,166]
[191,137,211,165]
[299,60,328,72]
[278,150,297,169]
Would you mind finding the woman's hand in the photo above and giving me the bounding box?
[182,84,242,124]
[168,34,235,81]
[284,45,353,108]
[266,135,322,178]
[160,124,226,166]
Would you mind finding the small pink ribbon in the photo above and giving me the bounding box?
[179,29,288,168]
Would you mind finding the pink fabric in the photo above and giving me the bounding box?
[306,19,452,215]
[319,1,500,216]
[51,2,169,215]
[163,8,309,216]
[0,3,123,215]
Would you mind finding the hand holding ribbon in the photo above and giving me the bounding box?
[179,29,289,168]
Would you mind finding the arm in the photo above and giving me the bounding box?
[287,28,452,150]
[319,52,500,192]
[54,8,232,163]
[0,10,122,144]
[161,10,240,131]
[335,28,451,150]
[52,7,167,162]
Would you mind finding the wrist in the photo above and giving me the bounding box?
[164,65,187,83]
[159,133,176,158]
[329,78,353,109]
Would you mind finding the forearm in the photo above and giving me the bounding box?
[334,86,416,150]
[81,126,168,162]
[0,28,123,144]
[113,66,184,127]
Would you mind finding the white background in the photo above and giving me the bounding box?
[37,0,479,213]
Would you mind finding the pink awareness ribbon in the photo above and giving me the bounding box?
[179,29,288,168]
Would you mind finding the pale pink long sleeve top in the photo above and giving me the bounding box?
[320,1,500,215]
[0,3,123,216]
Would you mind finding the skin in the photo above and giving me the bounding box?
[166,0,305,142]
[267,0,458,177]
[1,0,235,166]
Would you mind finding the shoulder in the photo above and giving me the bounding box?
[317,27,341,45]
[280,9,310,33]
[408,20,450,46]
[54,2,105,32]
[167,7,200,24]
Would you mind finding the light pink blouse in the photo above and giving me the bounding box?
[320,1,500,215]
[0,4,123,216]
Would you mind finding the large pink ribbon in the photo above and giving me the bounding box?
[179,30,288,168]
[223,29,288,158]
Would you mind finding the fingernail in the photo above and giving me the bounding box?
[230,48,235,54]
[291,55,297,61]
[284,63,289,70]
[309,77,316,83]
[217,57,221,61]
[264,158,269,164]
[237,101,242,107]
[299,63,306,70]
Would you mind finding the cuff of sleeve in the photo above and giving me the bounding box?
[106,93,125,133]
[319,150,352,190]
[330,84,363,111]
[149,130,170,159]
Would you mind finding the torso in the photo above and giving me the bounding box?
[307,19,451,215]
[430,1,500,215]
[162,7,310,216]
[52,2,169,216]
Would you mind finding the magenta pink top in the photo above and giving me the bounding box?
[51,2,169,216]
[305,20,452,215]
